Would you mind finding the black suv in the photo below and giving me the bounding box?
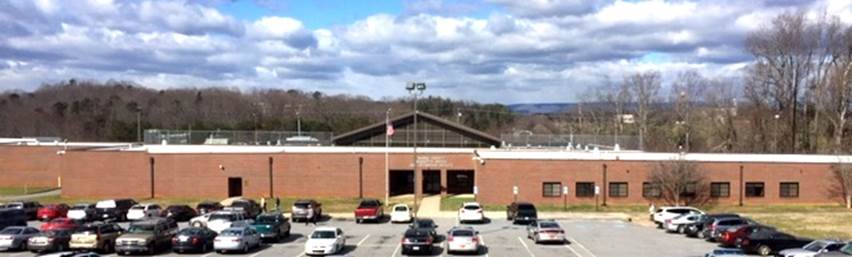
[409,218,438,238]
[228,199,262,219]
[6,201,42,220]
[95,199,138,221]
[401,228,435,255]
[507,202,537,224]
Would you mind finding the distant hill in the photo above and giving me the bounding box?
[507,103,574,114]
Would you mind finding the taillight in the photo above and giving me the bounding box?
[232,238,241,242]
[172,238,178,243]
[742,239,750,245]
[192,238,199,245]
[426,238,433,244]
[447,236,453,242]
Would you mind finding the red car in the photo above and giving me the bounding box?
[718,224,774,247]
[40,218,80,231]
[354,199,384,223]
[37,203,70,221]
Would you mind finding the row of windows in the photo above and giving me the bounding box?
[540,181,800,198]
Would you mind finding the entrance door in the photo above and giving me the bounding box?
[423,170,441,195]
[389,170,414,196]
[228,177,243,197]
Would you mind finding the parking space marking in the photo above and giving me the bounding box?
[357,234,371,246]
[567,236,598,257]
[516,237,537,257]
[390,242,401,257]
[479,233,490,257]
[9,253,27,257]
[201,252,215,257]
[564,244,584,257]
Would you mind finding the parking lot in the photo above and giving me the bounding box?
[2,217,716,257]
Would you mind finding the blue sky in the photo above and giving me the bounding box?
[0,0,850,103]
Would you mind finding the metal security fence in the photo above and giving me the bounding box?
[144,129,334,146]
[500,133,639,150]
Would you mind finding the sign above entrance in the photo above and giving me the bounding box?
[411,156,454,169]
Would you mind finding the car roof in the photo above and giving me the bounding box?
[222,227,250,232]
[130,218,169,225]
[258,212,284,217]
[295,199,314,204]
[404,228,432,236]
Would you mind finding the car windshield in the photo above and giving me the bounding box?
[220,229,243,237]
[451,230,474,237]
[394,206,408,212]
[540,222,560,229]
[127,225,155,233]
[414,220,434,228]
[198,203,216,208]
[256,215,279,224]
[210,214,236,221]
[77,227,98,235]
[294,202,311,208]
[358,201,379,208]
[714,249,743,254]
[463,205,480,210]
[311,231,336,239]
[7,203,23,208]
[130,206,145,210]
[71,205,90,210]
[803,241,826,252]
[0,228,22,235]
[518,204,535,210]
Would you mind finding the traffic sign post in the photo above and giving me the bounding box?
[562,185,568,211]
[594,185,600,211]
[512,186,518,202]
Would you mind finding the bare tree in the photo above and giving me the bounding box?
[832,163,852,208]
[625,71,661,151]
[648,159,709,206]
[815,21,852,153]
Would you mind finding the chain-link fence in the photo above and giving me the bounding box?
[500,133,639,150]
[144,129,334,146]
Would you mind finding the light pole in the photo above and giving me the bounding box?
[136,107,143,143]
[407,82,426,215]
[675,120,688,152]
[773,114,780,153]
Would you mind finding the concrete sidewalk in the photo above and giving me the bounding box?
[415,194,442,217]
[0,188,61,201]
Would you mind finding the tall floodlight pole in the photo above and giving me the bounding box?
[407,82,426,216]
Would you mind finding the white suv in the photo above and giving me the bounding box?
[663,213,702,233]
[652,206,703,228]
[206,211,250,233]
[126,203,162,221]
[458,202,485,224]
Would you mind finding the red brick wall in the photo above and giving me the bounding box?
[61,151,150,198]
[0,146,63,187]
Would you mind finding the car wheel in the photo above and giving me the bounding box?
[201,243,208,253]
[243,244,249,253]
[677,225,684,234]
[148,244,156,255]
[356,219,361,224]
[757,245,771,256]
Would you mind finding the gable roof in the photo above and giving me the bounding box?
[331,111,502,147]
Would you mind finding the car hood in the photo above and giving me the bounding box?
[119,234,154,241]
[251,224,274,232]
[778,249,815,256]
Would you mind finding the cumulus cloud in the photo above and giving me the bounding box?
[0,0,849,103]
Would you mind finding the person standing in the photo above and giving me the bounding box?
[275,197,280,211]
[260,197,267,212]
[305,206,314,226]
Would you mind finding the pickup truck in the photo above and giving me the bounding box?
[354,199,383,224]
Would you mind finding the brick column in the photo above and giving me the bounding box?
[440,169,448,197]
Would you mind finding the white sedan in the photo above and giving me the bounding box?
[390,204,412,223]
[446,226,481,254]
[304,227,346,256]
[126,203,162,221]
[664,213,702,233]
[214,227,261,253]
[457,202,485,224]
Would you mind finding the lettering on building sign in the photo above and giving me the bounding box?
[410,156,453,168]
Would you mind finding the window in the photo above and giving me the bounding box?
[710,182,730,198]
[609,182,628,198]
[542,182,562,197]
[681,182,698,198]
[642,182,661,198]
[575,182,595,197]
[745,182,765,197]
[780,182,799,198]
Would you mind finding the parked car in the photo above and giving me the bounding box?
[778,239,845,257]
[718,225,776,248]
[40,218,80,232]
[816,243,852,256]
[292,199,322,222]
[506,202,537,224]
[526,219,566,244]
[171,227,217,253]
[704,217,751,241]
[739,230,811,256]
[652,206,704,228]
[704,248,746,257]
[37,204,70,221]
[409,218,438,238]
[0,209,28,230]
[190,213,213,228]
[304,227,345,256]
[354,199,383,224]
[69,222,125,253]
[126,203,162,221]
[458,202,485,224]
[228,199,262,219]
[67,204,97,221]
[390,204,412,223]
[5,201,42,220]
[401,228,435,255]
[251,212,291,241]
[28,229,74,253]
[214,227,261,254]
[684,213,740,238]
[195,202,224,215]
[162,205,197,222]
[95,199,137,222]
[40,251,101,257]
[446,226,480,254]
[0,226,40,251]
[663,213,702,233]
[206,211,250,234]
[115,218,178,255]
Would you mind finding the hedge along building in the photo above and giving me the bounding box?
[2,112,852,206]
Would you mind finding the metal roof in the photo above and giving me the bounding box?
[331,111,502,147]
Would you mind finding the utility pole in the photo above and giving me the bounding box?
[136,107,142,143]
[407,82,426,215]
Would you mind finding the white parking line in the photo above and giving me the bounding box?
[357,234,371,246]
[564,244,585,257]
[201,252,215,257]
[10,253,28,257]
[567,236,598,257]
[390,242,401,257]
[479,234,490,257]
[516,237,537,257]
[293,251,305,257]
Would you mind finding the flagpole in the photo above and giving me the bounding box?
[385,108,391,208]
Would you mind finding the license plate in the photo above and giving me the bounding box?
[103,214,109,218]
[179,236,189,242]
[413,246,420,251]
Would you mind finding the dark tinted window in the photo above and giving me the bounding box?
[358,201,380,208]
[450,230,474,237]
[609,182,628,197]
[711,182,730,198]
[642,182,661,198]
[746,182,765,197]
[575,182,595,197]
[718,219,745,226]
[780,182,799,198]
[542,182,561,197]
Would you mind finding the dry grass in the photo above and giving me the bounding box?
[0,186,55,196]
